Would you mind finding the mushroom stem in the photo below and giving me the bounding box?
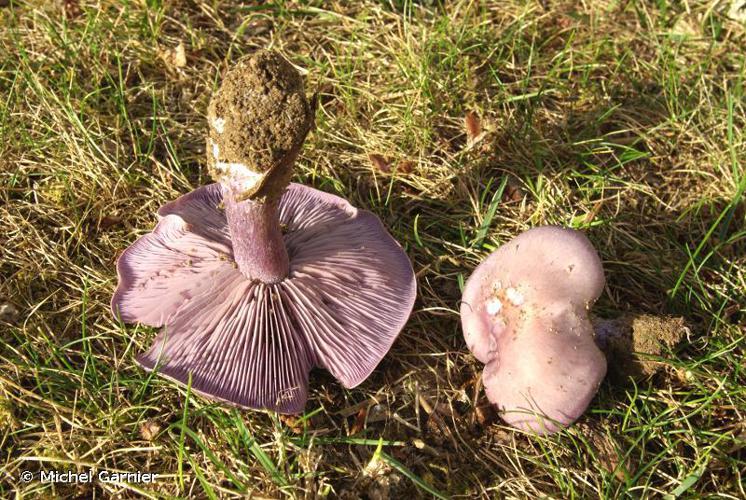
[203,50,315,284]
[223,189,289,284]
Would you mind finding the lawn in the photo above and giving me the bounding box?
[1,0,744,497]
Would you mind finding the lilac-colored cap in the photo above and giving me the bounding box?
[112,183,416,413]
[461,226,607,434]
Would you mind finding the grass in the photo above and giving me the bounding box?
[0,0,744,497]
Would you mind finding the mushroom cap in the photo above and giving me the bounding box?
[112,183,416,413]
[460,226,607,434]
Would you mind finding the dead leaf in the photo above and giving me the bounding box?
[0,303,19,324]
[725,424,745,454]
[337,398,375,417]
[63,0,82,18]
[419,395,453,439]
[728,1,746,22]
[395,160,415,174]
[99,216,122,230]
[503,181,524,202]
[245,18,274,37]
[584,199,604,224]
[349,407,367,435]
[279,414,304,433]
[464,111,482,143]
[434,403,454,418]
[474,404,497,426]
[139,419,161,441]
[367,403,389,423]
[173,42,187,68]
[557,15,574,29]
[159,42,187,70]
[368,153,391,173]
[723,302,740,323]
[594,437,627,481]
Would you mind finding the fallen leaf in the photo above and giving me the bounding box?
[245,18,274,36]
[368,153,391,173]
[723,302,740,323]
[279,414,303,433]
[139,419,161,441]
[725,424,745,454]
[503,181,524,202]
[173,41,187,68]
[159,42,187,70]
[367,403,389,423]
[396,160,415,174]
[0,303,19,324]
[419,394,453,439]
[464,110,482,143]
[576,421,630,476]
[349,407,367,435]
[584,199,604,224]
[474,404,497,426]
[99,216,122,230]
[728,1,746,22]
[337,398,375,417]
[434,403,454,418]
[63,0,82,18]
[557,15,574,29]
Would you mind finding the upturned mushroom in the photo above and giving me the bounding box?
[112,51,416,413]
[460,226,607,434]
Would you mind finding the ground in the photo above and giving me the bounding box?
[1,0,744,498]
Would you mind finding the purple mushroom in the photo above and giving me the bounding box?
[460,226,607,434]
[112,51,416,413]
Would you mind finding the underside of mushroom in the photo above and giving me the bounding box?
[111,50,416,413]
[113,183,415,412]
[461,226,607,434]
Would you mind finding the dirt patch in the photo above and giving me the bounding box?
[595,314,688,381]
[207,50,314,201]
[574,421,631,480]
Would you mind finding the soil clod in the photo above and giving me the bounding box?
[207,50,314,201]
[595,314,689,381]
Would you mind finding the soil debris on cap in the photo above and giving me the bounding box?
[596,314,688,381]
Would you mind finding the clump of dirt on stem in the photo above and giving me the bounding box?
[207,50,314,200]
[595,314,688,381]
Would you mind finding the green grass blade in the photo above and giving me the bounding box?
[473,176,507,248]
[234,411,289,488]
[379,451,448,499]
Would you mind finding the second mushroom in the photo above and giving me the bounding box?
[461,226,608,434]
